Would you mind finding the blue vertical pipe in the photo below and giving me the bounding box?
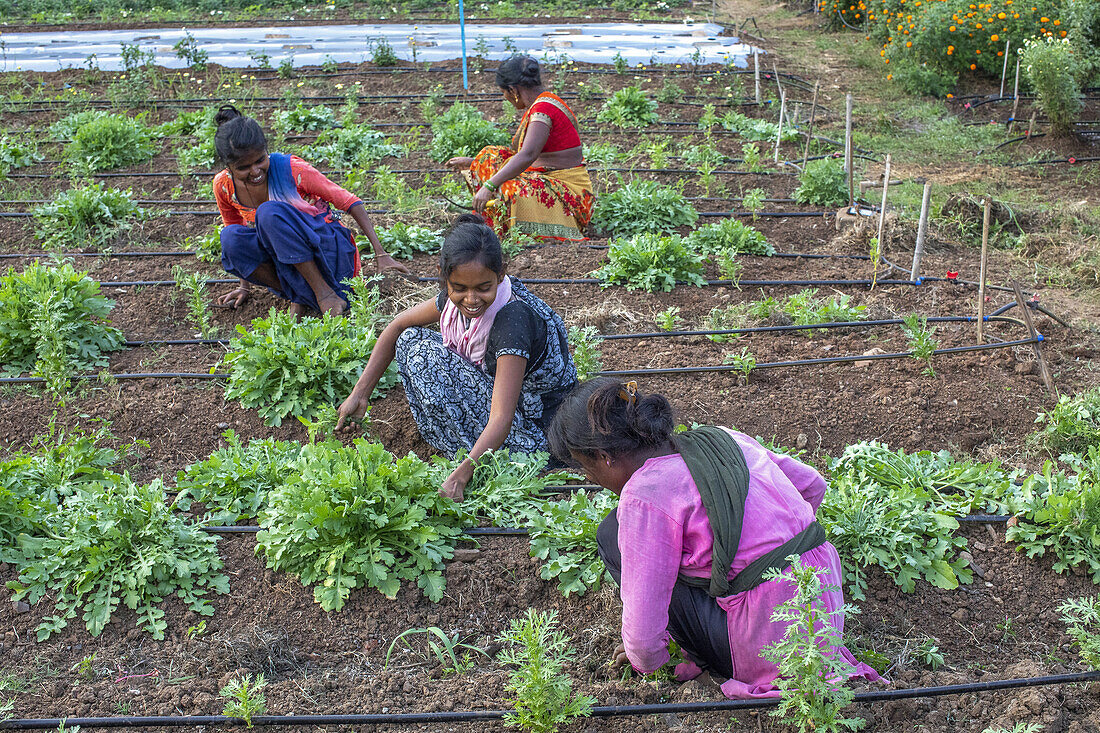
[459,0,469,89]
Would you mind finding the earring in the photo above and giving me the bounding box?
[605,458,611,467]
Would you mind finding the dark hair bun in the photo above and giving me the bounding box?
[547,378,675,463]
[496,55,542,89]
[452,212,486,228]
[632,394,675,446]
[215,104,242,127]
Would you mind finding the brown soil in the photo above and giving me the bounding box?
[2,9,1100,732]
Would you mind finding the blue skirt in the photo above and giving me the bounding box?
[220,200,357,311]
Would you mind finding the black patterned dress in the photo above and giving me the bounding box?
[394,279,578,457]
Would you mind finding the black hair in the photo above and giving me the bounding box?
[438,213,506,283]
[213,104,267,168]
[496,55,542,90]
[548,378,675,464]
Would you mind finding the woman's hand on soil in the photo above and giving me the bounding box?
[441,460,475,501]
[473,185,493,214]
[374,253,411,275]
[216,286,251,309]
[610,642,631,671]
[446,156,475,170]
[336,391,370,432]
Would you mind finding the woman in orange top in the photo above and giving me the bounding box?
[446,56,595,242]
[212,105,407,316]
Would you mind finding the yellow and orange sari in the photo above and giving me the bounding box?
[467,93,595,242]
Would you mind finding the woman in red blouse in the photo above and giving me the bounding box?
[446,56,595,242]
[212,105,406,316]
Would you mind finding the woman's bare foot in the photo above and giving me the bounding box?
[318,292,348,316]
[288,302,308,318]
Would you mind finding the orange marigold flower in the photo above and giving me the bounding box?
[997,11,1005,18]
[949,24,956,30]
[946,93,954,98]
[991,34,998,41]
[970,63,976,69]
[1060,30,1067,36]
[906,40,912,46]
[1040,16,1048,22]
[1053,19,1060,25]
[887,73,893,79]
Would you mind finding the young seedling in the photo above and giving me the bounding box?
[761,557,865,732]
[385,627,487,676]
[497,609,595,732]
[742,187,766,222]
[567,326,603,381]
[724,347,756,381]
[716,249,743,287]
[1059,596,1100,670]
[654,306,682,332]
[902,314,938,376]
[220,674,267,728]
[915,637,944,670]
[173,266,217,339]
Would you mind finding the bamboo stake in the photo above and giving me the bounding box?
[911,181,933,282]
[754,50,761,105]
[1026,110,1036,139]
[802,81,820,168]
[772,63,784,106]
[845,93,854,207]
[773,89,786,164]
[1012,282,1057,395]
[1010,59,1021,128]
[977,197,991,344]
[873,155,892,289]
[1000,40,1010,98]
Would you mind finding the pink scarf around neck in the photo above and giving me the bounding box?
[440,275,513,368]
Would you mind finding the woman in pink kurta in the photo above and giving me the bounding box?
[547,379,880,699]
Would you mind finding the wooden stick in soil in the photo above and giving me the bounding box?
[1012,281,1058,395]
[1010,59,1021,130]
[977,197,991,344]
[874,154,892,289]
[773,88,786,164]
[754,50,761,105]
[845,93,854,207]
[1000,40,1011,98]
[1026,110,1037,140]
[911,181,933,282]
[801,81,820,168]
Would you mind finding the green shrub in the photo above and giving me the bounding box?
[595,86,659,129]
[0,262,125,394]
[175,139,215,174]
[1032,387,1100,456]
[7,475,229,641]
[64,113,156,173]
[794,158,848,208]
[312,123,404,167]
[687,219,775,256]
[33,183,147,250]
[0,135,42,175]
[429,102,510,162]
[256,439,463,609]
[1020,36,1084,136]
[593,232,706,292]
[374,222,443,260]
[590,179,698,237]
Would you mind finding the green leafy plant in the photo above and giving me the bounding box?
[175,431,302,525]
[369,37,399,66]
[680,141,725,168]
[742,187,767,221]
[567,326,604,381]
[48,110,109,141]
[705,303,750,343]
[687,218,775,256]
[219,674,267,728]
[761,557,865,733]
[528,490,616,596]
[185,227,222,264]
[429,102,510,162]
[1032,388,1100,456]
[255,439,463,609]
[596,86,658,129]
[1059,595,1100,669]
[435,449,573,528]
[656,78,685,103]
[63,113,156,173]
[374,222,443,260]
[312,123,403,167]
[173,31,208,71]
[982,724,1044,733]
[386,626,487,675]
[583,142,621,166]
[716,248,742,285]
[593,232,706,292]
[794,158,848,207]
[273,103,338,133]
[1006,454,1100,583]
[0,135,43,176]
[721,110,799,142]
[654,306,682,331]
[7,475,229,641]
[724,347,757,379]
[33,183,147,250]
[591,180,698,237]
[781,289,867,332]
[221,305,397,427]
[175,139,215,175]
[612,52,628,74]
[276,56,295,79]
[173,265,217,338]
[697,103,720,137]
[740,142,768,173]
[497,609,595,733]
[916,637,945,670]
[902,314,938,376]
[0,262,125,394]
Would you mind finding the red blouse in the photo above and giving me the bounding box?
[526,95,582,153]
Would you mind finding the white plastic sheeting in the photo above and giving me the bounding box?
[0,22,760,72]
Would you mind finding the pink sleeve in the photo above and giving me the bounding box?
[766,448,827,512]
[617,497,682,674]
[290,157,362,212]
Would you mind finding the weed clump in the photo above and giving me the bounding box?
[63,113,156,173]
[33,183,147,250]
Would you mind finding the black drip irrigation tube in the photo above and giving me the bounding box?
[3,671,1097,729]
[0,336,1043,386]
